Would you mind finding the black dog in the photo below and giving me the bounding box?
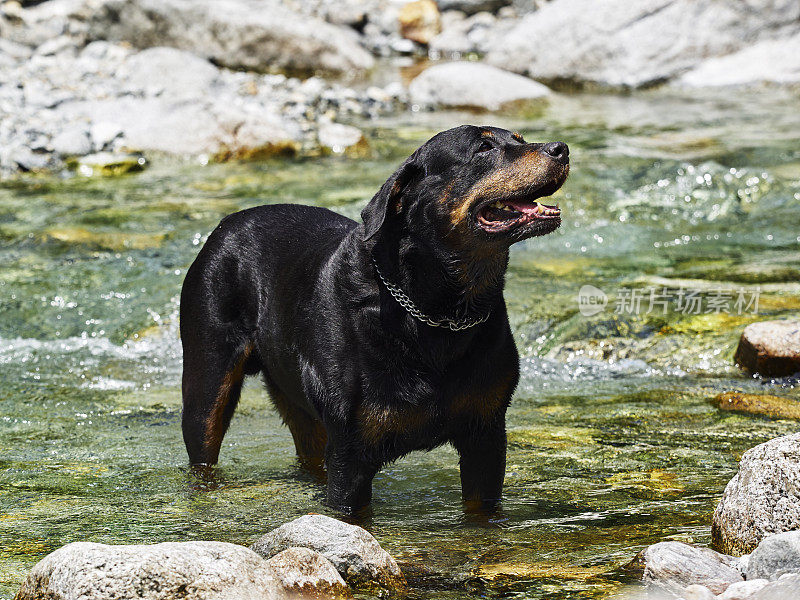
[180,125,569,513]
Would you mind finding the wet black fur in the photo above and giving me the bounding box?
[180,125,569,513]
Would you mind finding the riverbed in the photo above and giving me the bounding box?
[1,87,799,599]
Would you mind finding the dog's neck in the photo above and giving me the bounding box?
[369,233,509,324]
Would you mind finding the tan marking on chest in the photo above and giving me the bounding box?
[449,370,516,420]
[357,403,433,446]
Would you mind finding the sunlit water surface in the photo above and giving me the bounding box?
[1,88,800,599]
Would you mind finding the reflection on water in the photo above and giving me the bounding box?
[1,88,799,599]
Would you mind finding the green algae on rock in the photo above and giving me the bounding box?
[713,392,800,421]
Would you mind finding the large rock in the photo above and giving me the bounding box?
[717,579,769,600]
[734,320,800,378]
[409,61,550,110]
[629,541,742,595]
[486,0,800,88]
[747,530,800,581]
[713,433,800,555]
[83,0,375,75]
[117,47,221,98]
[677,33,800,88]
[251,514,405,590]
[14,541,287,600]
[265,547,349,596]
[713,392,800,421]
[752,574,800,599]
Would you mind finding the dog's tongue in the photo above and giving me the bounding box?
[506,200,560,217]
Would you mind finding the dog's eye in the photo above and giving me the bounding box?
[475,140,495,154]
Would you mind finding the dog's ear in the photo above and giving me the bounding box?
[361,156,422,241]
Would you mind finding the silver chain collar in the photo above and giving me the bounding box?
[371,259,491,331]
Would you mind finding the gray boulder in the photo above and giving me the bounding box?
[713,433,800,555]
[409,61,550,110]
[486,0,800,88]
[630,541,742,595]
[83,0,375,75]
[14,541,287,600]
[752,574,800,600]
[717,579,769,600]
[50,125,93,156]
[677,33,800,88]
[265,547,349,596]
[747,530,800,581]
[734,320,800,378]
[251,514,405,590]
[117,47,220,98]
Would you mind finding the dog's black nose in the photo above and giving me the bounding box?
[541,141,569,162]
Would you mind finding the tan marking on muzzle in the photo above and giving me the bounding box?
[448,149,557,228]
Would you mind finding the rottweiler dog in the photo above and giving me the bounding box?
[180,125,569,513]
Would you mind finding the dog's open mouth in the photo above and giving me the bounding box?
[476,184,562,234]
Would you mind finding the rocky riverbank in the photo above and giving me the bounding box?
[628,432,800,599]
[2,0,800,178]
[14,514,405,599]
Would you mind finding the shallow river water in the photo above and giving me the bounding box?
[1,88,800,599]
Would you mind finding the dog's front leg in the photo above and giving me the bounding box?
[452,422,506,512]
[324,441,378,514]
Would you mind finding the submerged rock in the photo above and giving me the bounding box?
[317,121,368,157]
[73,152,146,176]
[266,547,349,597]
[629,541,742,595]
[486,0,800,88]
[84,0,375,76]
[747,530,800,581]
[712,433,800,555]
[14,541,287,600]
[408,61,550,110]
[251,514,405,590]
[734,320,800,378]
[713,392,800,421]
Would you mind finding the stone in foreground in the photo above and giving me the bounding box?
[751,574,800,600]
[14,541,286,600]
[629,541,742,595]
[734,320,800,378]
[266,547,349,597]
[251,514,405,590]
[713,433,800,555]
[747,530,800,581]
[717,579,769,600]
[409,62,550,111]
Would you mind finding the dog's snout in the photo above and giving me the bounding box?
[541,141,569,163]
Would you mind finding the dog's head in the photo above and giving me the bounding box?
[361,125,569,249]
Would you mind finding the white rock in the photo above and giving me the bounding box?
[317,121,365,154]
[85,0,375,75]
[251,514,405,589]
[632,541,742,595]
[682,584,716,600]
[266,547,349,596]
[409,61,550,110]
[717,579,770,600]
[90,120,123,149]
[118,47,220,98]
[712,433,800,555]
[747,530,800,581]
[487,0,800,88]
[751,574,800,599]
[677,33,800,88]
[51,125,93,156]
[14,541,287,600]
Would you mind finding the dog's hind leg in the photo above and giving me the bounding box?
[182,340,259,465]
[264,378,327,475]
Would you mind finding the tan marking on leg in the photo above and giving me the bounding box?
[204,342,254,454]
